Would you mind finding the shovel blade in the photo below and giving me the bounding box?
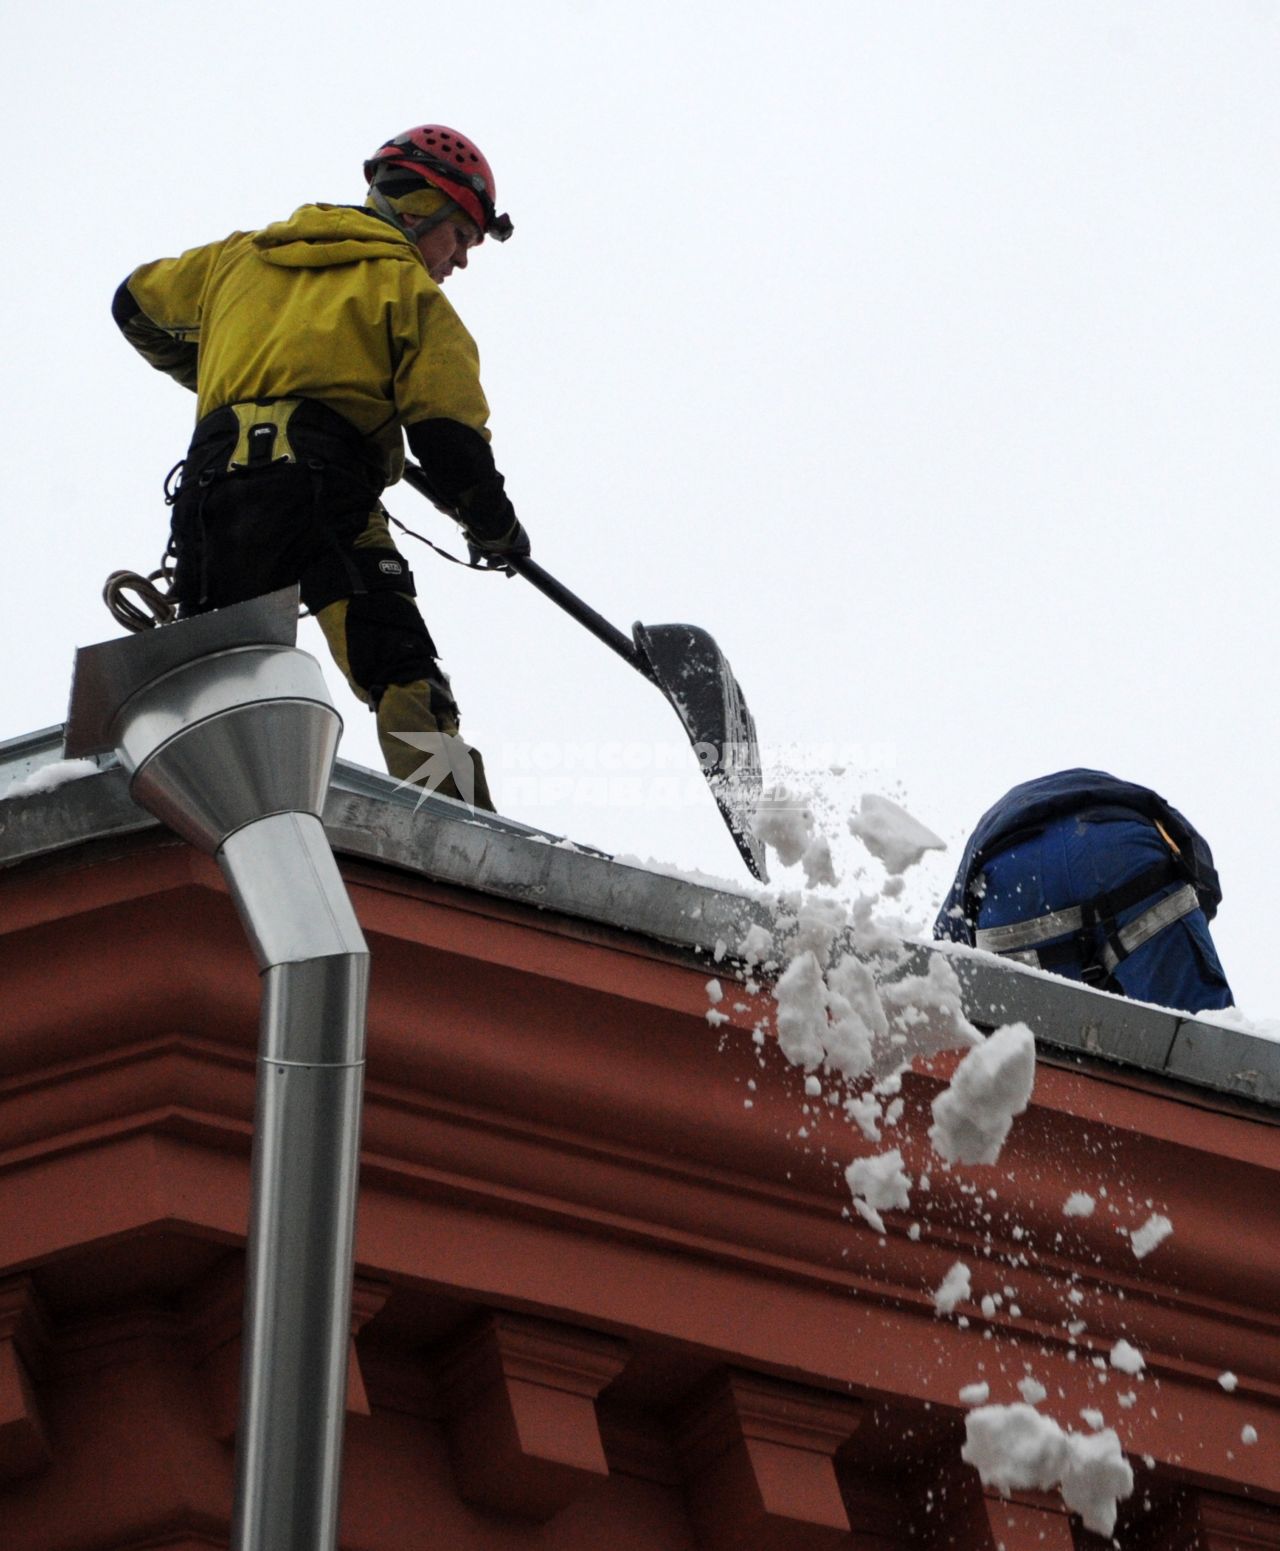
[632,622,768,882]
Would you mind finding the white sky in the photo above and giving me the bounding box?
[3,1,1277,1012]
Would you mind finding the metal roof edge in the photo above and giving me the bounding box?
[2,726,1276,1112]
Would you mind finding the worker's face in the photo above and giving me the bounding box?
[414,217,481,284]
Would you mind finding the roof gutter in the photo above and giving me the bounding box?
[65,588,368,1551]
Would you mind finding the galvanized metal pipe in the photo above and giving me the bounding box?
[220,813,368,1551]
[64,598,370,1551]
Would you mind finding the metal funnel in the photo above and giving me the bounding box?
[65,587,369,1551]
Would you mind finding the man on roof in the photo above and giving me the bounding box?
[935,769,1234,1015]
[112,124,526,809]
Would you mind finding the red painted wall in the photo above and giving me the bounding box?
[1,833,1277,1549]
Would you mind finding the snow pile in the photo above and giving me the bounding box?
[2,758,98,800]
[962,1404,1134,1537]
[1195,1004,1280,1046]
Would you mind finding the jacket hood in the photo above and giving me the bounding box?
[252,204,425,270]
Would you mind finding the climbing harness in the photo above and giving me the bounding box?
[972,859,1200,991]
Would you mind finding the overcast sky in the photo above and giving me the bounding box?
[3,1,1276,1013]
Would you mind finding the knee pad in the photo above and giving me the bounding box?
[343,591,449,703]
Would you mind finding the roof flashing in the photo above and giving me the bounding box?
[1,721,1276,1112]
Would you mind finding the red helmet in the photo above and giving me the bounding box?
[364,125,513,242]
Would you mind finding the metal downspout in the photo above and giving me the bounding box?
[65,588,369,1551]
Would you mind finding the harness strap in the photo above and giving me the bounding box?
[1096,883,1201,973]
[386,511,500,571]
[976,903,1091,956]
[973,860,1178,955]
[977,881,1201,980]
[192,467,218,609]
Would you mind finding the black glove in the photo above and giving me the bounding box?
[467,517,531,575]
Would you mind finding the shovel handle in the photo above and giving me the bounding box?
[399,461,646,674]
[504,555,646,672]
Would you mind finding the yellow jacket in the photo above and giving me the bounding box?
[116,204,493,484]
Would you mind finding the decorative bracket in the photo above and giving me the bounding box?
[437,1311,629,1521]
[0,1277,52,1480]
[673,1369,865,1551]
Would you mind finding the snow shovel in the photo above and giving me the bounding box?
[401,462,768,882]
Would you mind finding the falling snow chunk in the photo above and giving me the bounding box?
[705,1008,730,1026]
[1130,1213,1173,1260]
[929,1023,1036,1167]
[738,923,774,967]
[843,1090,883,1141]
[803,1075,822,1098]
[878,955,983,1069]
[1110,1339,1145,1375]
[793,896,849,966]
[801,833,839,889]
[1063,1192,1096,1218]
[962,1404,1134,1537]
[773,951,828,1071]
[1118,1392,1137,1408]
[934,1261,972,1315]
[959,1382,990,1405]
[846,1148,912,1236]
[824,954,886,1080]
[1080,1409,1105,1431]
[847,793,945,875]
[1242,1426,1258,1445]
[1017,1378,1047,1405]
[751,785,816,868]
[1219,1372,1239,1392]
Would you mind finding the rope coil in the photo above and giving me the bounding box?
[102,568,178,632]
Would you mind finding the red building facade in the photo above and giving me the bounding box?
[1,742,1278,1550]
